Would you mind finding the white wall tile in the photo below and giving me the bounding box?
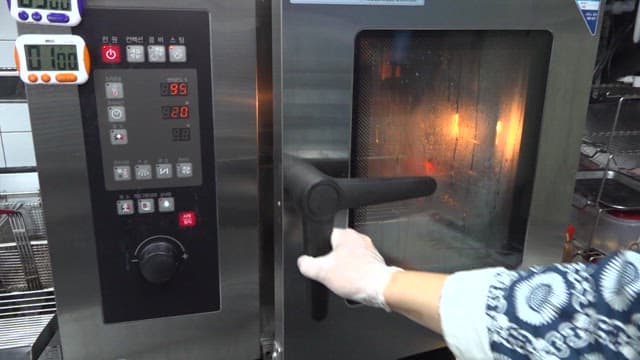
[0,173,39,194]
[0,140,6,167]
[2,132,36,167]
[0,41,17,69]
[0,6,18,40]
[0,103,31,132]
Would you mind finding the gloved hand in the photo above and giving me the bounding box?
[297,228,403,311]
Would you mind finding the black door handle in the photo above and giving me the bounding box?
[283,155,438,321]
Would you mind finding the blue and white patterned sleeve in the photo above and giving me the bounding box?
[439,251,640,360]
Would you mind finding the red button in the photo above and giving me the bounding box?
[178,211,197,228]
[102,45,121,64]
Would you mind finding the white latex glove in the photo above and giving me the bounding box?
[297,228,403,311]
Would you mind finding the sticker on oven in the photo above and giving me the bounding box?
[575,0,601,36]
[291,0,424,5]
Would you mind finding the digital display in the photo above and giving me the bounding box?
[161,82,188,97]
[172,128,191,142]
[162,105,190,119]
[17,0,71,10]
[25,45,79,71]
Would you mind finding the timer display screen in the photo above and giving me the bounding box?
[25,45,79,71]
[162,105,190,119]
[17,0,71,10]
[161,82,188,97]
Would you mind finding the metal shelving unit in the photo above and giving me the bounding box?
[571,95,640,257]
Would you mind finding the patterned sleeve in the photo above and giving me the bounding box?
[439,251,640,360]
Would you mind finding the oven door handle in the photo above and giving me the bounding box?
[284,155,437,321]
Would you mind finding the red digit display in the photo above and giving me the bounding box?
[161,82,189,97]
[170,83,179,95]
[180,106,189,118]
[162,105,190,119]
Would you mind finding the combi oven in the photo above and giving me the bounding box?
[15,0,601,358]
[273,0,601,359]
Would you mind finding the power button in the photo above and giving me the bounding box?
[102,45,121,64]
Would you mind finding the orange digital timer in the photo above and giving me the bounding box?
[14,34,91,85]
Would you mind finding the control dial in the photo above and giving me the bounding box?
[136,236,186,284]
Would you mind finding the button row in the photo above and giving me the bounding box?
[117,197,175,215]
[17,11,69,23]
[114,163,193,182]
[26,73,78,83]
[116,200,197,228]
[102,44,187,64]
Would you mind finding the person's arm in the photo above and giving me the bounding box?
[298,228,640,360]
[385,268,506,353]
[383,271,448,334]
[297,228,500,358]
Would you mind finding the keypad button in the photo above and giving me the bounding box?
[113,166,131,181]
[158,197,175,212]
[27,74,38,83]
[126,45,145,63]
[47,13,70,23]
[31,12,42,21]
[138,199,155,214]
[116,200,135,216]
[135,164,152,180]
[168,45,187,63]
[108,106,126,122]
[156,164,173,179]
[147,45,166,63]
[105,82,124,99]
[18,11,29,20]
[178,211,197,228]
[110,129,128,145]
[41,74,51,83]
[176,163,193,178]
[55,73,78,83]
[101,45,121,64]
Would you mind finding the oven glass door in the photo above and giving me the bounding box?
[350,30,553,272]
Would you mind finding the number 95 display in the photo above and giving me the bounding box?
[14,35,90,85]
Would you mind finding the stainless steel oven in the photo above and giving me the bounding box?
[21,1,260,358]
[18,0,602,358]
[273,1,602,359]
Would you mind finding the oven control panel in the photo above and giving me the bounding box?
[95,69,202,191]
[74,9,219,323]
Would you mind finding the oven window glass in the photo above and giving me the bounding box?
[351,30,552,272]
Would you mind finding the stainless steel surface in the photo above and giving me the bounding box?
[273,1,601,359]
[22,1,260,358]
[575,170,640,210]
[0,289,57,360]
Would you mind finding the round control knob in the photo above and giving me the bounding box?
[137,238,184,284]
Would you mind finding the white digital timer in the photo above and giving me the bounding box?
[7,0,84,26]
[14,34,91,85]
